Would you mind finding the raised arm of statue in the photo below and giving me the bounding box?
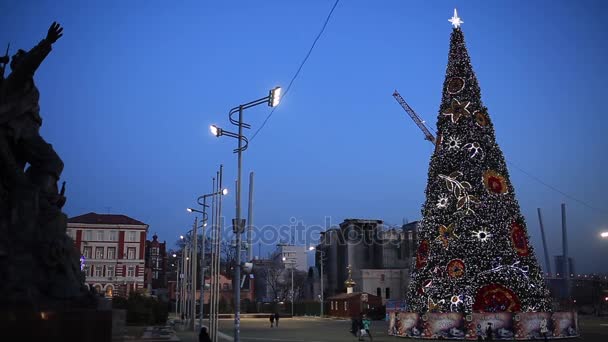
[6,22,62,88]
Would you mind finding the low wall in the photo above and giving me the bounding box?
[387,311,578,339]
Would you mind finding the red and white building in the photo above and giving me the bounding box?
[67,212,149,297]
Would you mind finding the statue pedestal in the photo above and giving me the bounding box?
[0,308,112,341]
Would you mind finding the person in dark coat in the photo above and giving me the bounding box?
[269,313,275,327]
[274,312,280,327]
[485,323,493,341]
[199,327,211,342]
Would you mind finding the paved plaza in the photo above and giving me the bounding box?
[172,315,608,342]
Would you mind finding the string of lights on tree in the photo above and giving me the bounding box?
[406,10,552,315]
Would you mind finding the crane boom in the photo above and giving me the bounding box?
[392,90,436,145]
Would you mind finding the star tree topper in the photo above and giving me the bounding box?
[448,8,464,28]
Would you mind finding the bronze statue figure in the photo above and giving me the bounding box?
[0,22,65,212]
[0,22,91,310]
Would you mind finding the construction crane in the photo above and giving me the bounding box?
[392,90,436,145]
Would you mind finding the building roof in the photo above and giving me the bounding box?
[327,292,379,300]
[68,212,147,226]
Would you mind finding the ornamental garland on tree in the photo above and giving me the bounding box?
[406,11,552,314]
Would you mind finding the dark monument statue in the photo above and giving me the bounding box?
[0,22,109,341]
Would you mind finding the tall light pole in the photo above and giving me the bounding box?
[283,257,296,317]
[188,187,228,330]
[173,254,179,319]
[309,246,324,317]
[210,86,281,342]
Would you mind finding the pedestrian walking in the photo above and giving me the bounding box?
[485,322,493,341]
[359,314,373,341]
[269,313,275,328]
[199,327,211,342]
[476,323,483,341]
[274,312,280,327]
[540,318,549,342]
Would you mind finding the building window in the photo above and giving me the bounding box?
[107,247,116,259]
[97,230,104,241]
[83,246,92,258]
[386,287,390,299]
[83,265,90,276]
[151,247,159,255]
[380,274,385,282]
[107,266,114,278]
[344,301,348,311]
[95,266,103,277]
[95,247,104,259]
[153,271,159,279]
[128,231,137,242]
[108,231,117,241]
[127,266,135,277]
[377,287,381,297]
[84,230,92,241]
[127,247,136,259]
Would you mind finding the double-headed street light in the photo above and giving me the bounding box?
[186,187,229,331]
[209,86,281,342]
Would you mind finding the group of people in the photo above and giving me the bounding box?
[476,322,494,341]
[350,313,373,341]
[269,312,280,327]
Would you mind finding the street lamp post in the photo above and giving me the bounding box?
[173,254,179,319]
[210,86,281,342]
[283,257,296,317]
[188,187,227,330]
[308,246,325,317]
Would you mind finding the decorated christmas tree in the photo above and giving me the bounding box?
[406,10,551,314]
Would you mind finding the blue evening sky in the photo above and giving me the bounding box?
[1,0,606,273]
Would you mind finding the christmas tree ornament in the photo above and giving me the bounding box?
[471,228,492,242]
[482,170,508,194]
[474,110,490,127]
[447,136,462,150]
[447,259,466,278]
[447,77,466,94]
[463,142,483,158]
[442,98,471,123]
[510,222,531,256]
[436,195,449,209]
[436,223,459,248]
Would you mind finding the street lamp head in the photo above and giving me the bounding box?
[210,124,222,137]
[269,86,281,107]
[187,208,193,213]
[222,188,229,196]
[308,246,315,251]
[180,235,184,240]
[203,221,208,227]
[601,231,608,238]
[282,257,286,261]
[172,253,177,258]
